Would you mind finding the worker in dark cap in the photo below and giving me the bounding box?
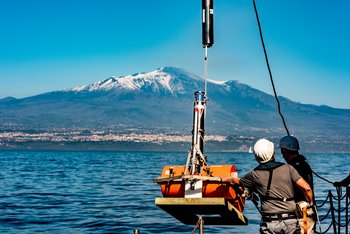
[279,135,315,234]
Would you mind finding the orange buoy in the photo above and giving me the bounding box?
[158,164,245,212]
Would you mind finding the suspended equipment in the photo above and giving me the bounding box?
[153,0,247,228]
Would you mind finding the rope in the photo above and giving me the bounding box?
[253,4,345,233]
[317,193,330,208]
[317,187,350,233]
[191,216,203,234]
[318,207,331,222]
[314,204,323,233]
[253,0,348,191]
[252,0,339,189]
[331,192,347,201]
[313,169,336,185]
[252,0,339,187]
[252,2,350,232]
[252,0,290,136]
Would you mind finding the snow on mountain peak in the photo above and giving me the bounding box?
[66,66,225,93]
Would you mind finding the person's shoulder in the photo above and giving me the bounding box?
[274,162,290,171]
[277,162,288,167]
[243,170,255,177]
[242,170,257,181]
[296,154,312,167]
[283,163,299,172]
[295,154,309,162]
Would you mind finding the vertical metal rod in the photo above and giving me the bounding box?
[204,46,208,95]
[191,98,200,175]
[337,188,341,234]
[330,191,337,234]
[346,186,349,234]
[184,150,192,175]
[199,216,204,234]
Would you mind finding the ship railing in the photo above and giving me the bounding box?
[315,185,349,234]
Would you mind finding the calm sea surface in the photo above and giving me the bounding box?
[0,151,348,233]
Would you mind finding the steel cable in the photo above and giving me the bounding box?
[252,0,339,188]
[252,0,290,136]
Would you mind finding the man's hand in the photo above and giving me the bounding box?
[221,176,240,184]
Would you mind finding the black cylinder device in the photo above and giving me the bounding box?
[202,0,214,48]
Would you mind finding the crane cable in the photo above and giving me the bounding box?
[251,0,336,189]
[204,46,208,96]
[252,0,290,136]
[252,3,326,232]
[252,0,338,194]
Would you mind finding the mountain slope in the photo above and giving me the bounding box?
[0,67,349,138]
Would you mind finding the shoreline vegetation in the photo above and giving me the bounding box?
[1,131,349,153]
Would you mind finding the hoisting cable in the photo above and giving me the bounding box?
[202,46,209,155]
[204,46,209,95]
[251,3,344,233]
[251,0,290,136]
[200,0,213,176]
[252,0,336,187]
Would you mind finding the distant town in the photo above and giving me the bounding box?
[1,129,349,153]
[0,130,225,144]
[0,129,231,152]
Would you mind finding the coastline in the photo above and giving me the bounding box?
[1,140,350,154]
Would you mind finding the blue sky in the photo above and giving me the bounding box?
[0,0,349,108]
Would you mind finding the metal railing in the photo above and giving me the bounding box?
[316,186,349,234]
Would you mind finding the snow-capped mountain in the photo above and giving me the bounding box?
[1,67,350,139]
[66,67,206,94]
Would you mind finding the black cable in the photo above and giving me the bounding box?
[312,168,335,185]
[252,0,290,136]
[316,193,330,208]
[251,0,341,187]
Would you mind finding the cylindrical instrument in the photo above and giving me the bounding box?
[190,91,207,175]
[202,0,214,48]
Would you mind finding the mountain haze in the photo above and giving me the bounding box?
[1,67,349,139]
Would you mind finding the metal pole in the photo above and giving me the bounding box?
[191,216,204,234]
[337,188,341,234]
[330,190,337,234]
[199,216,204,234]
[346,186,349,234]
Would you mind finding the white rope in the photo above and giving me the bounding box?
[314,205,323,234]
[195,144,207,165]
[204,46,208,96]
[191,216,204,234]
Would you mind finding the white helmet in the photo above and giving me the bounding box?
[254,138,275,164]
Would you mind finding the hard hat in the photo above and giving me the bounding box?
[279,135,300,151]
[254,138,275,164]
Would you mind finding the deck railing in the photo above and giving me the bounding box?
[315,186,349,234]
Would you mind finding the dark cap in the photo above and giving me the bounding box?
[279,136,300,151]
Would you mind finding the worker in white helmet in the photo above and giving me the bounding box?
[223,138,314,234]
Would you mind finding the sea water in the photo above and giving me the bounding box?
[0,151,348,233]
